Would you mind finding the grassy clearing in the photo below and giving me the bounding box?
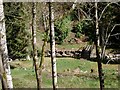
[56,42,87,50]
[5,58,119,88]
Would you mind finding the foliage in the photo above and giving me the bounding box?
[54,15,72,44]
[76,2,120,48]
[72,21,84,38]
[82,21,96,42]
[4,3,30,60]
[72,20,95,42]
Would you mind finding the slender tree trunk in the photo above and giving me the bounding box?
[101,45,106,60]
[101,27,105,60]
[95,2,104,90]
[32,2,41,89]
[0,53,8,90]
[38,40,46,88]
[40,40,47,68]
[39,11,49,87]
[39,6,48,68]
[39,13,49,68]
[49,2,58,89]
[101,29,106,60]
[95,2,100,47]
[0,0,13,89]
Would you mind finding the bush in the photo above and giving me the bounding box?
[75,32,81,38]
[72,20,95,42]
[82,21,95,42]
[72,21,84,38]
[55,16,72,44]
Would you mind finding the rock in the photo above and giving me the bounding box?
[56,53,61,57]
[23,67,26,70]
[15,59,19,61]
[57,73,63,77]
[73,68,80,75]
[64,68,71,72]
[26,55,31,60]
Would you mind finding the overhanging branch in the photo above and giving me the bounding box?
[111,33,120,36]
[99,2,112,21]
[105,24,120,45]
[99,2,120,21]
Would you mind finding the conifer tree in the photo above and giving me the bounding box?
[4,3,30,60]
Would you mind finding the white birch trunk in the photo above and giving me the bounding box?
[95,1,104,90]
[95,2,100,47]
[0,0,13,89]
[49,2,58,89]
[0,53,8,89]
[32,3,42,89]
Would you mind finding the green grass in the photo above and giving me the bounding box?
[56,43,87,50]
[8,58,119,88]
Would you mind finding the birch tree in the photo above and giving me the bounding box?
[94,2,120,89]
[49,2,58,89]
[0,0,13,89]
[0,53,7,89]
[95,2,104,90]
[32,2,41,89]
[81,2,119,89]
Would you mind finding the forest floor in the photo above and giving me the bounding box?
[7,57,119,88]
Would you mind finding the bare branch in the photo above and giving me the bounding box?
[111,33,120,36]
[114,3,120,7]
[99,2,120,21]
[79,8,89,18]
[105,24,120,45]
[99,2,112,21]
[105,21,111,39]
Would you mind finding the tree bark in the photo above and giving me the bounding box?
[49,2,58,89]
[101,27,105,60]
[0,0,13,89]
[95,2,104,90]
[39,3,49,68]
[32,2,41,89]
[0,53,8,90]
[39,8,49,87]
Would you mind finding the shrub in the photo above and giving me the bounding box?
[54,16,72,44]
[72,21,84,38]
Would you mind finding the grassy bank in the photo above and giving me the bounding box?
[7,57,118,88]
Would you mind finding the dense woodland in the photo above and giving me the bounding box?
[3,2,120,60]
[0,1,120,90]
